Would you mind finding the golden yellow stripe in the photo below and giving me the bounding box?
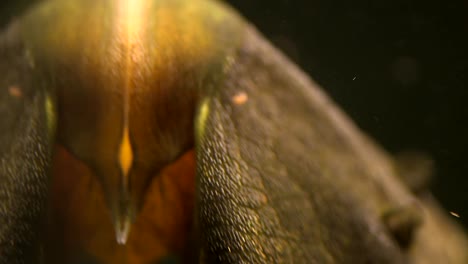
[116,0,147,179]
[118,127,133,180]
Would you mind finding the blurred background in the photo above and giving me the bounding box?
[0,0,466,228]
[227,0,468,229]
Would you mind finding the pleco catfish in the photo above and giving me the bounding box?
[0,0,466,263]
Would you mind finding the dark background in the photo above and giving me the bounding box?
[228,0,468,229]
[1,0,466,228]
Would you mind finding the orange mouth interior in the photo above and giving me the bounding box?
[47,145,196,264]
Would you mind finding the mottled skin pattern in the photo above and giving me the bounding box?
[0,0,467,263]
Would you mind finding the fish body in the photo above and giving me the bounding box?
[0,0,467,263]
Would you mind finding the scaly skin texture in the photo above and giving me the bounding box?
[17,0,244,262]
[195,26,468,263]
[19,0,243,233]
[0,0,466,263]
[0,23,53,264]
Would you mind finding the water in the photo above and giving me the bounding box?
[0,0,466,260]
[1,0,466,235]
[228,0,468,229]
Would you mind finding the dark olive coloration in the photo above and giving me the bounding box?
[0,0,467,263]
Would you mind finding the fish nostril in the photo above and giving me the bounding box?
[382,203,424,249]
